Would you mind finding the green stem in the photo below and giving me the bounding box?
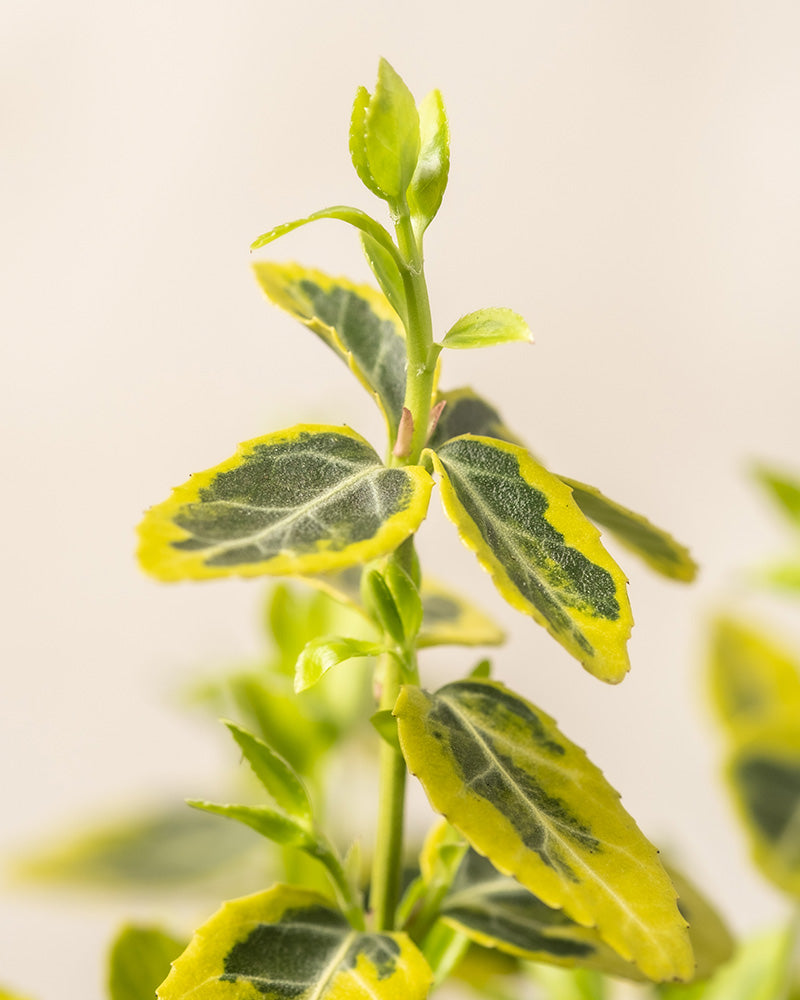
[392,204,437,466]
[370,653,408,931]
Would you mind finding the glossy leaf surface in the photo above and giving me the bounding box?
[253,263,407,436]
[428,387,521,450]
[158,886,432,1000]
[408,89,449,236]
[561,477,698,583]
[109,925,185,1000]
[427,436,633,682]
[441,308,533,350]
[138,425,432,581]
[728,721,800,895]
[365,59,420,201]
[395,680,693,981]
[708,617,800,738]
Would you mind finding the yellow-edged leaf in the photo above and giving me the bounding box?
[418,578,505,648]
[708,617,800,739]
[426,436,632,682]
[158,885,432,1000]
[138,425,433,581]
[561,477,698,583]
[727,721,800,896]
[395,680,693,982]
[438,845,646,980]
[252,262,408,436]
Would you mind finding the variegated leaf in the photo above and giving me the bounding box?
[16,804,256,887]
[418,578,505,648]
[428,387,522,451]
[252,262,408,437]
[561,477,698,583]
[708,617,800,739]
[138,425,433,581]
[426,436,633,682]
[158,886,432,1000]
[394,680,693,982]
[109,925,186,1000]
[438,846,644,980]
[727,720,800,895]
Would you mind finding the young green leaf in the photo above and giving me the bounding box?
[371,709,401,751]
[727,720,800,895]
[250,204,401,266]
[0,990,36,1000]
[138,425,433,582]
[708,616,800,739]
[362,569,406,644]
[349,86,383,199]
[418,578,505,648]
[360,232,408,325]
[295,636,382,693]
[157,886,433,1000]
[408,89,450,237]
[441,308,533,351]
[560,477,698,583]
[753,463,800,530]
[223,721,312,821]
[469,659,492,679]
[188,801,312,849]
[385,561,424,640]
[253,262,408,437]
[365,59,421,201]
[395,679,693,982]
[426,436,633,683]
[428,387,523,450]
[108,925,186,1000]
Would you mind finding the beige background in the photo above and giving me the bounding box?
[3,1,800,996]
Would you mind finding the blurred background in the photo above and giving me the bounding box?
[2,1,800,996]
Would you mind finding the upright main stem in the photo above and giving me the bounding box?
[370,203,435,931]
[370,653,408,931]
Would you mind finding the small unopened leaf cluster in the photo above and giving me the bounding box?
[136,60,721,1000]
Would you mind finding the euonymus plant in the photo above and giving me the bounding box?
[129,61,719,999]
